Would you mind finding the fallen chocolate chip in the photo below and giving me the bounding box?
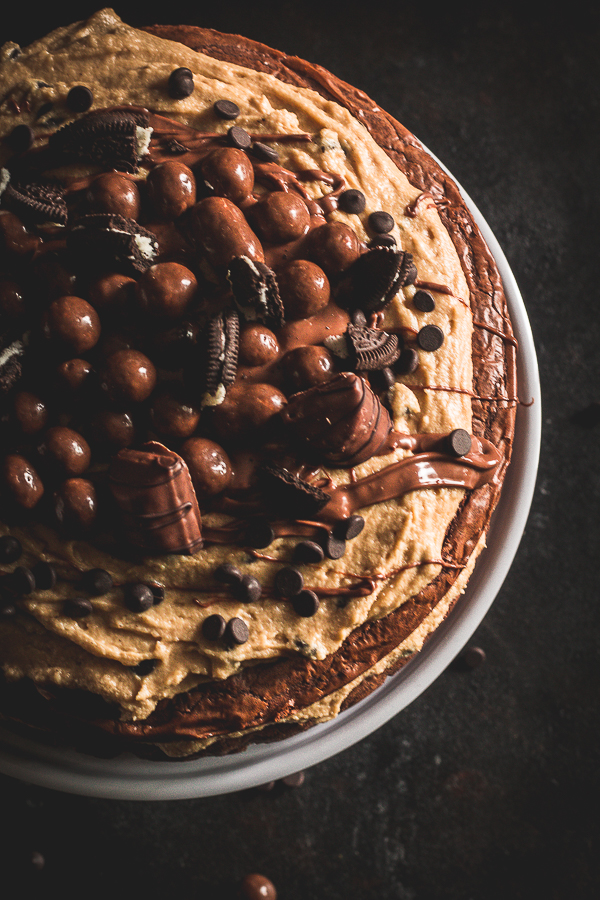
[227,125,252,150]
[446,428,472,458]
[168,67,194,99]
[413,289,436,312]
[214,563,244,586]
[293,540,325,564]
[250,141,280,162]
[225,616,249,646]
[245,519,275,549]
[66,85,93,112]
[202,613,227,642]
[0,535,22,564]
[213,99,240,120]
[7,124,34,154]
[333,515,365,541]
[395,347,419,375]
[239,873,277,900]
[131,658,159,676]
[368,210,395,234]
[274,566,304,598]
[320,533,346,560]
[32,561,57,591]
[233,574,262,604]
[282,770,306,787]
[63,596,93,619]
[338,189,366,214]
[81,567,113,596]
[417,324,444,351]
[124,583,154,612]
[291,590,320,617]
[10,566,36,596]
[462,645,486,669]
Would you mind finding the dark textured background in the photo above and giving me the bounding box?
[1,3,599,898]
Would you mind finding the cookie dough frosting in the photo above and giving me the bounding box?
[0,10,516,758]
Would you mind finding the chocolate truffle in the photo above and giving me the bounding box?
[87,272,136,319]
[2,453,44,508]
[238,323,280,367]
[210,382,287,442]
[135,262,197,319]
[55,358,95,399]
[88,409,136,452]
[43,295,101,355]
[145,160,196,220]
[0,280,26,325]
[190,196,264,272]
[13,391,49,435]
[201,147,254,204]
[150,386,201,440]
[0,211,40,258]
[277,259,330,320]
[53,477,97,530]
[99,349,157,405]
[281,344,336,392]
[304,221,360,276]
[249,191,310,244]
[38,426,91,478]
[85,172,141,219]
[180,437,232,499]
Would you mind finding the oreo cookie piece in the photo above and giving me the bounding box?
[198,308,240,406]
[340,246,417,313]
[2,178,68,227]
[259,461,331,519]
[66,214,158,275]
[227,256,285,328]
[344,323,400,371]
[0,330,28,395]
[48,108,152,173]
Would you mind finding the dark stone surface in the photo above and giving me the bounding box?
[1,3,599,898]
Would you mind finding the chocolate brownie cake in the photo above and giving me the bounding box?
[0,10,517,760]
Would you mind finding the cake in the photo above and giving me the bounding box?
[0,10,517,759]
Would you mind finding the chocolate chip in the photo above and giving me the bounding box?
[369,366,396,392]
[250,141,280,162]
[0,535,22,564]
[338,189,366,214]
[274,566,304,598]
[293,540,325,564]
[462,645,486,669]
[333,515,365,541]
[320,533,346,560]
[282,770,305,787]
[63,596,93,619]
[66,85,93,112]
[446,428,472,458]
[81,568,113,596]
[395,347,419,375]
[131,658,159,676]
[368,210,395,234]
[32,561,57,591]
[417,324,444,351]
[10,566,36,596]
[245,518,275,549]
[124,583,154,612]
[227,125,252,150]
[213,99,240,120]
[202,613,226,642]
[291,590,320,617]
[233,574,262,604]
[225,616,249,646]
[239,873,277,900]
[413,289,436,312]
[7,124,34,154]
[214,563,244,586]
[168,67,194,99]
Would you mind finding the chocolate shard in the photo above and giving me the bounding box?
[259,461,331,518]
[108,441,203,555]
[66,213,158,274]
[227,255,285,328]
[2,178,68,227]
[281,372,392,467]
[48,107,152,173]
[339,246,417,313]
[344,323,401,371]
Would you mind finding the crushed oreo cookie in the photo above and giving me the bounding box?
[2,178,68,227]
[344,323,401,371]
[227,256,285,328]
[48,108,152,173]
[341,246,417,313]
[66,214,158,274]
[198,308,240,404]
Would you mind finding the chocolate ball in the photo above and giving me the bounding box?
[201,147,254,204]
[88,409,136,452]
[53,478,97,531]
[238,323,280,367]
[99,349,157,405]
[0,211,40,258]
[136,262,197,319]
[281,344,336,392]
[190,196,264,272]
[150,386,200,440]
[0,280,26,325]
[249,191,310,244]
[30,251,77,302]
[277,259,330,320]
[13,391,49,435]
[180,437,232,499]
[38,426,91,478]
[305,221,360,276]
[43,295,101,355]
[87,272,136,319]
[56,358,95,399]
[145,160,197,220]
[240,873,277,900]
[211,382,286,442]
[2,453,44,508]
[85,172,141,219]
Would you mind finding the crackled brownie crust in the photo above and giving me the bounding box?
[0,14,516,759]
